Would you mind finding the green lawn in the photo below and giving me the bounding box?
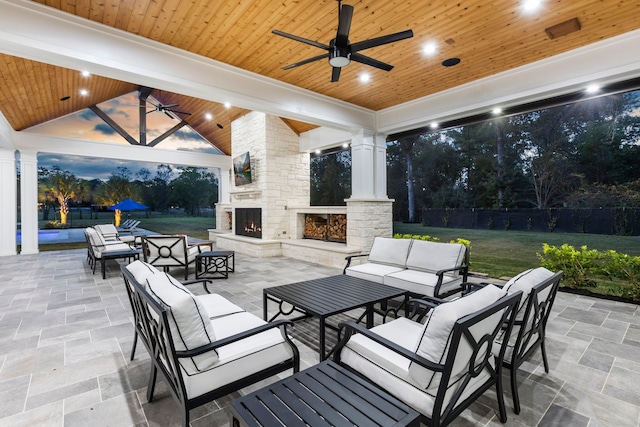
[393,222,640,296]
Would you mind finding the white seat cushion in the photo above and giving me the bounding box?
[410,284,506,389]
[146,273,217,374]
[197,294,245,319]
[367,237,412,267]
[345,263,406,284]
[182,312,293,399]
[384,269,462,296]
[125,260,159,284]
[405,240,466,275]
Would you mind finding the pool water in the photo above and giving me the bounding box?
[16,230,61,243]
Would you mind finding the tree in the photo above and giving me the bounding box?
[38,166,83,225]
[96,167,136,226]
[170,167,218,215]
[310,151,351,206]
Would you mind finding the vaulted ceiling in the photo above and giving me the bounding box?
[1,0,639,155]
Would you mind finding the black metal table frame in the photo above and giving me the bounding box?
[195,250,235,279]
[263,275,408,361]
[100,249,140,279]
[230,360,420,427]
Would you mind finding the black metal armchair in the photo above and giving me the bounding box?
[334,285,522,427]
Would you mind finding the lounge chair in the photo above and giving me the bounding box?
[334,285,522,427]
[121,262,299,427]
[94,223,136,244]
[142,235,202,280]
[84,227,139,278]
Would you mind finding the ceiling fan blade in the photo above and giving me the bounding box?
[282,53,329,70]
[331,66,341,83]
[335,4,353,46]
[349,29,414,52]
[272,30,330,50]
[351,53,394,71]
[163,103,179,109]
[164,111,174,119]
[168,109,191,116]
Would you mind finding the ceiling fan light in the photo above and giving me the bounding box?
[329,47,351,67]
[329,55,350,68]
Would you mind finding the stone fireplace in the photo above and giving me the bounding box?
[212,111,392,268]
[235,208,262,238]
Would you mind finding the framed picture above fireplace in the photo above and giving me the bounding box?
[233,151,252,186]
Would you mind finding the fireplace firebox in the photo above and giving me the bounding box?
[235,208,262,238]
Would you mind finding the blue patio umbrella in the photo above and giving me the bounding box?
[109,198,148,211]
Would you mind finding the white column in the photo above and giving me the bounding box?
[350,130,376,199]
[218,167,230,204]
[373,132,388,199]
[350,130,390,200]
[19,150,39,255]
[0,149,17,256]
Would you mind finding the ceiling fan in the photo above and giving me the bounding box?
[272,0,413,82]
[146,98,191,119]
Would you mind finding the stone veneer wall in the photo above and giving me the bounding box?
[231,112,309,240]
[346,199,394,251]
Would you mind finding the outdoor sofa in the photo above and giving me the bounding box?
[344,237,469,298]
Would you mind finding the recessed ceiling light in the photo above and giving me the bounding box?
[586,84,600,94]
[315,149,321,154]
[442,58,461,67]
[224,102,231,109]
[430,122,439,129]
[79,89,88,96]
[422,42,437,55]
[81,70,90,77]
[359,73,370,83]
[204,112,213,120]
[342,142,349,148]
[523,0,542,12]
[492,107,503,115]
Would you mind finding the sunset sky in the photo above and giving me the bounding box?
[30,91,222,180]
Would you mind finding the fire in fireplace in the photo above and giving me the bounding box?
[235,208,262,238]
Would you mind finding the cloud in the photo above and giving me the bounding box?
[93,123,118,135]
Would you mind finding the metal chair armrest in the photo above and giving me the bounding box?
[343,253,369,274]
[175,320,295,358]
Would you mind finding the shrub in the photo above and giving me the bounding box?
[538,243,601,288]
[539,243,640,300]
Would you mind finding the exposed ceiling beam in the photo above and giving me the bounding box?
[88,105,138,145]
[148,120,188,148]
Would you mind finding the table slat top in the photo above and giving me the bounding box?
[231,361,420,427]
[264,275,406,317]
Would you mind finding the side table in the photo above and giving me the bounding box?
[230,360,420,427]
[196,250,235,279]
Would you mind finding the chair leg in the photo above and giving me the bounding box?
[541,340,550,373]
[130,331,138,361]
[146,362,158,403]
[511,368,521,415]
[496,372,509,422]
[182,406,190,427]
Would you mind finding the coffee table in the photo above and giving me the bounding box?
[230,360,420,427]
[264,275,407,361]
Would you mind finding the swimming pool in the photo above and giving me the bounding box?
[16,230,61,243]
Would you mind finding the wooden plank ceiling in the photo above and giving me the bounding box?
[1,0,638,155]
